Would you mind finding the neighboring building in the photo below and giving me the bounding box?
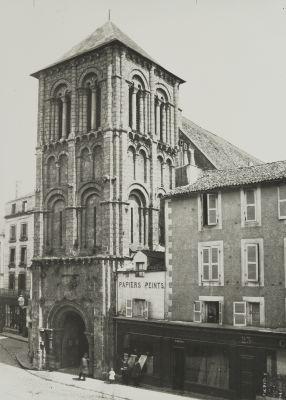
[29,20,259,377]
[163,160,286,399]
[0,228,5,288]
[0,193,34,334]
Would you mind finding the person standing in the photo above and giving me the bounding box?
[131,356,141,387]
[78,352,89,381]
[121,354,130,385]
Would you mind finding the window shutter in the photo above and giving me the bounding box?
[233,301,246,326]
[194,301,202,323]
[126,299,133,318]
[246,244,258,282]
[143,300,149,320]
[219,301,223,325]
[278,185,286,219]
[245,189,256,221]
[207,193,218,225]
[211,247,219,281]
[202,248,210,281]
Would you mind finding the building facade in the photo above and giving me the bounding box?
[163,161,286,400]
[30,20,260,380]
[0,193,34,334]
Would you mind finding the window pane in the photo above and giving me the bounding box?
[211,264,219,280]
[234,315,245,325]
[247,245,257,262]
[194,301,201,312]
[202,248,209,263]
[234,303,245,313]
[208,194,217,208]
[247,264,257,280]
[246,190,255,204]
[279,185,286,200]
[246,205,256,221]
[208,209,217,225]
[280,201,286,217]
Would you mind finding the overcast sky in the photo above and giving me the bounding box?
[0,0,286,219]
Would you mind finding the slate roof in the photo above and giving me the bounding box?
[166,160,286,198]
[32,21,184,82]
[181,116,262,170]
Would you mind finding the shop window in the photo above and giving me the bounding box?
[185,345,229,389]
[233,297,264,327]
[5,304,19,329]
[241,239,264,286]
[193,300,223,324]
[20,223,28,240]
[125,299,149,319]
[241,187,261,226]
[198,241,224,286]
[10,225,16,242]
[135,262,145,277]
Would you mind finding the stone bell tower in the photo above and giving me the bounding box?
[30,20,184,375]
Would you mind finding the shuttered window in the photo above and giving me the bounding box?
[278,185,286,219]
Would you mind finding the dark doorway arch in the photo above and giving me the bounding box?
[61,312,89,368]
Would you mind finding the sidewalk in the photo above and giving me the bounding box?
[3,334,216,400]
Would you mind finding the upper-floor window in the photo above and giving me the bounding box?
[10,225,16,242]
[20,223,28,240]
[9,248,15,264]
[198,192,222,230]
[11,203,16,214]
[125,298,149,319]
[194,296,223,324]
[241,238,264,286]
[18,273,26,291]
[20,247,27,265]
[22,201,27,212]
[241,187,261,226]
[8,273,15,290]
[278,184,286,219]
[198,241,224,286]
[233,297,264,327]
[135,262,145,277]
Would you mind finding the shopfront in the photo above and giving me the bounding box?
[114,318,286,399]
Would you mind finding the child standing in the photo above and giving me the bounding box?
[109,367,116,383]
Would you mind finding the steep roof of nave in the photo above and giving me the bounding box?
[181,116,262,170]
[32,21,184,82]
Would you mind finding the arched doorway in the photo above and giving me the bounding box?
[61,312,89,368]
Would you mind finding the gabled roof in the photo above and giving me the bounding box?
[181,116,262,170]
[32,21,184,82]
[166,160,286,198]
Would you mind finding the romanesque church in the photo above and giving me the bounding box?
[30,20,259,376]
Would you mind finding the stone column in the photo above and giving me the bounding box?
[131,87,137,130]
[55,100,60,141]
[50,99,56,141]
[62,96,67,139]
[91,87,97,130]
[155,98,161,137]
[139,91,144,133]
[166,104,170,144]
[161,103,166,143]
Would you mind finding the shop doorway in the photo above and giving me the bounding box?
[173,347,185,391]
[239,354,256,400]
[61,312,89,368]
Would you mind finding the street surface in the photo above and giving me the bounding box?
[0,336,102,400]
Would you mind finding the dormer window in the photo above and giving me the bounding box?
[11,203,16,214]
[135,262,145,277]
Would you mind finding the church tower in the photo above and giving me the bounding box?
[30,21,184,375]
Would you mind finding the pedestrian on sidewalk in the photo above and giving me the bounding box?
[78,352,89,381]
[108,367,116,383]
[131,356,141,387]
[120,354,130,385]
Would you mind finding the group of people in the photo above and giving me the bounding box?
[78,352,142,386]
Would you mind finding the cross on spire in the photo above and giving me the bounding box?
[108,9,111,21]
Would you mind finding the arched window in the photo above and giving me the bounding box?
[137,150,147,183]
[127,147,136,181]
[129,191,147,247]
[93,146,103,179]
[129,76,146,133]
[80,148,91,182]
[85,194,98,251]
[51,199,66,251]
[83,73,100,132]
[158,194,165,246]
[155,89,169,143]
[157,156,164,187]
[59,154,68,185]
[47,157,57,188]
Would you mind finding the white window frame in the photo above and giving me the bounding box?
[198,192,222,231]
[241,238,264,286]
[125,298,149,320]
[241,187,261,227]
[193,296,224,325]
[278,185,286,219]
[198,241,224,286]
[233,297,265,327]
